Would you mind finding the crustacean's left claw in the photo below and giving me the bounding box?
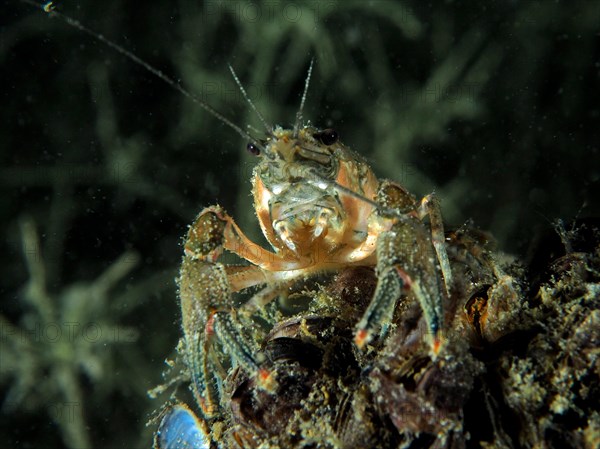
[354,183,448,358]
[354,229,444,357]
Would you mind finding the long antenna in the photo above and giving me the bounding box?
[22,3,392,219]
[293,59,314,138]
[305,172,400,219]
[21,0,263,149]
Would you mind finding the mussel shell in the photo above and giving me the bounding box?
[154,404,209,449]
[227,315,365,443]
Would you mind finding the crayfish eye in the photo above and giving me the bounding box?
[246,142,261,156]
[314,128,339,146]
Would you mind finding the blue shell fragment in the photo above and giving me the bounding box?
[154,404,209,449]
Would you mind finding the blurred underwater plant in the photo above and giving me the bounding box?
[0,218,175,449]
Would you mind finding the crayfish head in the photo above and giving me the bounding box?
[250,126,347,256]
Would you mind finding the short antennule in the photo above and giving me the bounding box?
[293,59,314,138]
[228,65,272,134]
[21,0,264,151]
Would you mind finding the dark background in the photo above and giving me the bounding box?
[1,1,599,448]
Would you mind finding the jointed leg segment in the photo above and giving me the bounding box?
[179,207,278,419]
[354,184,451,356]
[417,193,453,293]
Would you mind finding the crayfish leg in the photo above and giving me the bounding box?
[179,206,278,421]
[417,193,453,294]
[354,220,446,357]
[179,256,227,418]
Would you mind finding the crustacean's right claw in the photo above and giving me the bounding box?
[179,206,277,419]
